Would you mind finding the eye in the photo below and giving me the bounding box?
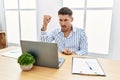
[59,19,62,21]
[64,19,68,21]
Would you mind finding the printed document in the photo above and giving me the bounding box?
[72,57,106,76]
[1,48,22,58]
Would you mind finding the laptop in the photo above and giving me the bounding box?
[20,40,65,69]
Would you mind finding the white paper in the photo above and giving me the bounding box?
[1,48,22,58]
[72,57,105,76]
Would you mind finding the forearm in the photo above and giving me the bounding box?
[39,15,52,42]
[41,15,51,31]
[39,30,55,42]
[39,31,47,42]
[40,24,48,41]
[41,24,47,31]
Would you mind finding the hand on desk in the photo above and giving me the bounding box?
[62,48,73,55]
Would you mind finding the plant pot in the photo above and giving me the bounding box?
[20,64,33,71]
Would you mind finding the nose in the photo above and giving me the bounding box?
[60,21,65,25]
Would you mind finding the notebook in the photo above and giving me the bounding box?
[20,40,65,69]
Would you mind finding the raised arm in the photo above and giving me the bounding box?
[39,15,54,42]
[41,15,51,31]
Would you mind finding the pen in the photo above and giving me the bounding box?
[85,61,93,71]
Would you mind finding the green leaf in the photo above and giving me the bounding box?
[17,52,35,65]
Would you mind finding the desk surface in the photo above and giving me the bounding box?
[0,47,120,80]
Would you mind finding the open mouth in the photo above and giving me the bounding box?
[62,25,66,28]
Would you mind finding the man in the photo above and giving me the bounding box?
[40,7,88,55]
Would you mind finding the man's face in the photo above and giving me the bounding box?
[59,15,73,32]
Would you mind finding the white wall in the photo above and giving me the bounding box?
[0,0,5,31]
[36,0,62,38]
[108,0,120,59]
[86,0,120,60]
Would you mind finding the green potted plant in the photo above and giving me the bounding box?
[17,52,35,71]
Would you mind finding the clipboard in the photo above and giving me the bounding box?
[72,57,106,76]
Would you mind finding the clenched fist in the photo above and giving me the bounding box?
[41,15,51,31]
[62,48,73,55]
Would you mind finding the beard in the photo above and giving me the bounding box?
[61,25,69,32]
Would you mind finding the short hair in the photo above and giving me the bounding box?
[58,7,73,16]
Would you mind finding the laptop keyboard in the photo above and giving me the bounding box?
[58,61,61,64]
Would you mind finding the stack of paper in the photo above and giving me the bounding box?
[1,49,22,58]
